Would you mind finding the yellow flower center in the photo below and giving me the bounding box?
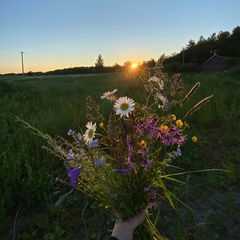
[120,103,129,111]
[88,129,93,138]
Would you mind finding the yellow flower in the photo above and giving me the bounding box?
[176,119,183,128]
[171,114,176,121]
[161,125,169,132]
[139,140,146,149]
[192,136,197,143]
[99,122,104,128]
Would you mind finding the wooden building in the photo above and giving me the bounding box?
[202,51,226,71]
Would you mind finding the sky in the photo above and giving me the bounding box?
[0,0,240,74]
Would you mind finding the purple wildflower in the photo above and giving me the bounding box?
[168,125,186,146]
[136,121,144,134]
[145,117,159,138]
[148,189,158,210]
[159,132,172,145]
[144,187,149,192]
[115,169,131,174]
[143,158,152,172]
[167,147,182,158]
[68,129,75,136]
[77,132,82,140]
[126,135,134,154]
[149,201,157,210]
[158,125,186,146]
[67,149,75,159]
[65,164,81,188]
[75,141,81,148]
[54,146,61,152]
[137,117,160,139]
[176,147,181,156]
[94,159,104,167]
[128,161,137,174]
[138,147,148,156]
[89,139,100,149]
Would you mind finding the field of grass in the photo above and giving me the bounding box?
[0,70,240,240]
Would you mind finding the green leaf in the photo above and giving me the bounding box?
[157,178,175,208]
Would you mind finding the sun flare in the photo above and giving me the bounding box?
[131,63,138,69]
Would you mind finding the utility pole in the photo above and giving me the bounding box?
[182,47,185,65]
[20,51,24,75]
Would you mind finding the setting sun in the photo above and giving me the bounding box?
[131,62,138,69]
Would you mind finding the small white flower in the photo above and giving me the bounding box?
[148,76,164,90]
[156,92,169,110]
[100,89,118,100]
[148,76,159,82]
[83,122,96,144]
[114,96,135,118]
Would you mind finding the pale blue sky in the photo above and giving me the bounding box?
[0,0,239,74]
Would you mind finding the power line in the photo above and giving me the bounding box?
[26,52,69,65]
[0,47,20,52]
[1,48,68,65]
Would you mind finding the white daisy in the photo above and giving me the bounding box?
[100,89,118,100]
[114,96,135,118]
[83,122,96,144]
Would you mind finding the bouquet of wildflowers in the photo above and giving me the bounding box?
[20,58,213,239]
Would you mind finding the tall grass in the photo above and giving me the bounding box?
[0,70,240,239]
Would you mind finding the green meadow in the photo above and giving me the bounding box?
[0,70,240,240]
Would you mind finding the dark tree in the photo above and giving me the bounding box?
[147,58,156,68]
[186,39,196,49]
[95,54,104,73]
